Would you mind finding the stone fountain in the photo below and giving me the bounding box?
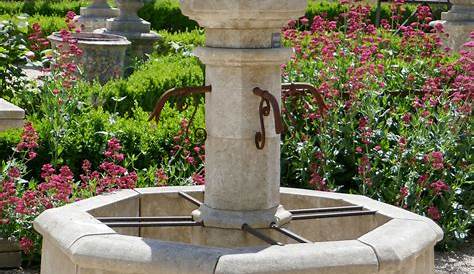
[431,0,474,51]
[75,0,120,32]
[34,1,443,273]
[95,0,161,58]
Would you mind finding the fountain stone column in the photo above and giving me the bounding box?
[181,0,307,229]
[75,0,119,32]
[433,0,474,51]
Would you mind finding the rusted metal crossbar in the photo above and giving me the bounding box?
[104,221,202,228]
[281,83,327,115]
[271,224,312,244]
[242,224,284,246]
[97,216,194,222]
[97,196,376,246]
[291,210,377,221]
[289,205,364,214]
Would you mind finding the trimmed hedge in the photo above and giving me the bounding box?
[92,54,205,114]
[0,105,204,178]
[139,0,198,32]
[0,0,86,16]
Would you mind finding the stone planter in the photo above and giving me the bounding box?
[0,99,25,132]
[48,32,130,84]
[0,238,21,269]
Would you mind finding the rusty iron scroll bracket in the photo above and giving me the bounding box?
[253,87,283,150]
[281,82,327,115]
[149,85,211,141]
[149,85,212,123]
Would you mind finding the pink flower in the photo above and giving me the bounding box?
[192,173,205,185]
[427,151,444,170]
[19,237,34,254]
[417,174,429,186]
[399,186,409,198]
[300,17,309,26]
[155,169,168,186]
[430,180,449,195]
[427,206,441,221]
[7,167,21,179]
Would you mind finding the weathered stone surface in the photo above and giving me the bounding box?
[71,234,228,274]
[0,252,21,269]
[95,0,161,58]
[215,240,379,274]
[33,207,116,253]
[358,219,438,273]
[75,0,119,32]
[40,239,76,274]
[34,186,442,274]
[67,189,140,236]
[434,0,474,51]
[48,32,130,84]
[0,99,24,132]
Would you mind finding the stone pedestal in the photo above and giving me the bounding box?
[0,99,25,132]
[95,0,161,58]
[0,238,21,268]
[75,0,119,32]
[181,0,307,229]
[434,0,474,51]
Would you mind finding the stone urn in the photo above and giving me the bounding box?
[48,32,130,84]
[75,0,120,32]
[432,0,474,51]
[94,0,161,59]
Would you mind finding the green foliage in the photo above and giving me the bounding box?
[0,14,66,36]
[0,0,86,17]
[155,29,205,55]
[91,54,204,114]
[21,105,203,178]
[0,16,30,99]
[139,0,198,32]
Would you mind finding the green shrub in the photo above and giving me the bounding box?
[92,54,204,114]
[139,0,198,32]
[0,0,86,16]
[155,29,205,55]
[0,14,65,35]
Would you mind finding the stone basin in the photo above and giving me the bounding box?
[34,186,442,274]
[48,32,130,84]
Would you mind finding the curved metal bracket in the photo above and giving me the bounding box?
[281,83,326,114]
[149,85,211,142]
[281,83,327,130]
[253,87,283,150]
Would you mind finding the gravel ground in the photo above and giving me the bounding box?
[1,240,472,274]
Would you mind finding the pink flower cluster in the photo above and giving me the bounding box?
[15,122,38,160]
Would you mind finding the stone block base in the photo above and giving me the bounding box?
[0,239,21,269]
[0,252,21,269]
